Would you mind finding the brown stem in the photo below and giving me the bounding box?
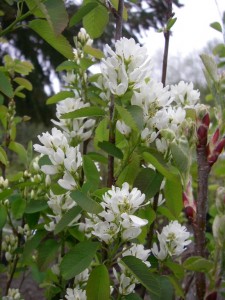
[5,255,19,295]
[107,0,124,188]
[194,145,211,300]
[161,0,173,87]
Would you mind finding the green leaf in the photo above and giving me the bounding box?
[200,53,219,83]
[13,77,32,91]
[157,206,176,221]
[210,22,222,33]
[0,189,13,201]
[44,0,68,35]
[170,140,190,175]
[120,256,160,298]
[134,168,163,199]
[164,261,184,280]
[87,152,107,164]
[116,104,139,131]
[70,190,103,214]
[61,106,105,119]
[10,195,26,219]
[46,91,75,105]
[164,179,183,218]
[0,204,7,229]
[60,241,100,280]
[25,200,48,214]
[54,206,82,234]
[0,146,8,166]
[142,151,178,182]
[94,118,109,148]
[8,141,27,163]
[29,20,73,59]
[50,183,67,195]
[22,230,47,263]
[0,71,13,98]
[213,44,225,58]
[83,4,109,38]
[183,256,214,272]
[56,60,79,72]
[167,17,177,30]
[98,141,123,159]
[117,155,140,186]
[86,265,110,300]
[37,239,60,271]
[79,59,94,72]
[83,155,100,188]
[83,45,104,59]
[127,105,144,131]
[69,2,98,27]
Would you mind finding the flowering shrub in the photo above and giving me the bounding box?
[1,2,225,300]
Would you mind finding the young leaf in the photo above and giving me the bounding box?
[11,195,26,220]
[117,155,140,186]
[83,4,109,38]
[210,22,222,33]
[142,151,178,182]
[37,239,60,271]
[70,190,103,214]
[83,45,104,59]
[29,20,74,59]
[98,141,123,159]
[60,241,100,280]
[61,106,105,119]
[56,60,79,72]
[86,265,110,300]
[0,71,13,98]
[170,141,190,175]
[0,146,8,166]
[46,91,75,105]
[54,206,82,234]
[120,256,160,298]
[13,77,33,91]
[166,17,177,30]
[22,230,47,263]
[134,168,163,199]
[0,189,13,201]
[25,200,49,214]
[69,2,98,27]
[83,155,100,188]
[116,104,139,131]
[164,179,183,219]
[44,0,69,35]
[8,141,27,163]
[0,204,7,229]
[200,53,219,83]
[183,256,214,272]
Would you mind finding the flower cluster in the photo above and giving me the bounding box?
[44,191,81,231]
[2,234,18,262]
[151,220,192,260]
[114,243,151,295]
[99,37,204,153]
[52,97,95,144]
[2,288,23,300]
[61,269,90,300]
[34,127,82,190]
[79,182,148,243]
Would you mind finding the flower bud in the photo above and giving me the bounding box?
[212,215,225,245]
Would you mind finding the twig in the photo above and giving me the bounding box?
[161,0,173,87]
[107,0,124,187]
[194,145,211,300]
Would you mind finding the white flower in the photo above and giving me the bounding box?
[63,287,86,300]
[116,120,131,136]
[58,171,78,190]
[2,288,23,300]
[151,220,192,260]
[64,146,82,173]
[91,221,119,243]
[74,268,90,287]
[170,81,200,107]
[101,37,151,96]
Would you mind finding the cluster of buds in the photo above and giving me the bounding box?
[2,288,23,300]
[197,113,225,166]
[0,176,9,191]
[2,234,18,262]
[18,224,32,241]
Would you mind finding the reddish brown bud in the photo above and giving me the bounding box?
[197,125,208,146]
[202,113,210,127]
[212,128,220,145]
[205,291,217,300]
